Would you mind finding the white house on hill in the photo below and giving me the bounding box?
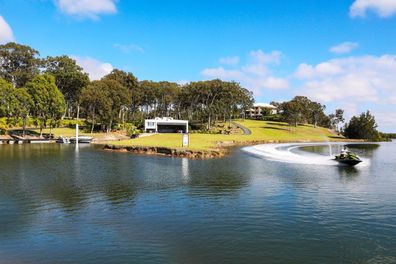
[246,103,278,118]
[144,117,189,133]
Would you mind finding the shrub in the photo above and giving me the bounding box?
[60,119,86,128]
[121,123,141,137]
[0,125,6,135]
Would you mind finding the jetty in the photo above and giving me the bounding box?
[0,135,15,144]
[0,130,52,144]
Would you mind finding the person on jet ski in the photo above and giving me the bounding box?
[340,146,348,158]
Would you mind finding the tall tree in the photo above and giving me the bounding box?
[281,100,305,127]
[43,55,89,118]
[329,109,345,132]
[80,79,131,133]
[80,81,112,133]
[0,42,40,88]
[279,96,329,128]
[139,80,160,116]
[344,111,381,141]
[103,69,139,91]
[26,74,66,136]
[0,78,16,119]
[309,101,326,128]
[102,79,131,132]
[156,81,180,117]
[12,88,33,136]
[176,80,253,129]
[220,81,253,124]
[280,96,312,126]
[188,79,228,129]
[102,70,140,121]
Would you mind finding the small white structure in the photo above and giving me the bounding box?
[246,103,278,118]
[145,117,189,133]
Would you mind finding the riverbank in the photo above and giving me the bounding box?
[103,120,359,159]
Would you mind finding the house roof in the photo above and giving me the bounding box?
[145,117,188,124]
[253,103,277,109]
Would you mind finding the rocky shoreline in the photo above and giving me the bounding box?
[103,144,228,159]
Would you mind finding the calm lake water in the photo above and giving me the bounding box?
[0,142,395,264]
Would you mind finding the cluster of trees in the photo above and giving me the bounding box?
[274,97,385,141]
[0,74,65,135]
[383,133,396,139]
[343,111,388,141]
[0,42,253,134]
[0,43,86,135]
[273,96,344,131]
[80,75,253,132]
[175,80,253,129]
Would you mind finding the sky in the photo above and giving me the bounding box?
[0,0,396,132]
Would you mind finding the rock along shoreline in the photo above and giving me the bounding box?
[103,144,229,159]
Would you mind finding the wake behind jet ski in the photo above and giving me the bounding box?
[334,146,362,166]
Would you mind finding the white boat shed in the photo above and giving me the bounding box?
[144,117,189,133]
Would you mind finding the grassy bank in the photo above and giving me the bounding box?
[31,127,90,137]
[107,120,345,152]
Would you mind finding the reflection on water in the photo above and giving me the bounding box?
[346,143,381,158]
[338,166,360,182]
[181,158,189,183]
[0,143,395,264]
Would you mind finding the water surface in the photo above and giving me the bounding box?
[0,142,395,264]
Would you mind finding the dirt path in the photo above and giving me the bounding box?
[231,121,252,135]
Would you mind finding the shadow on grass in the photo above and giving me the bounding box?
[262,126,291,132]
[328,135,345,139]
[266,122,289,127]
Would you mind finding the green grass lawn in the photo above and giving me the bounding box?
[109,120,345,151]
[31,127,90,137]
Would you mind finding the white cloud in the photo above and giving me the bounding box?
[258,77,289,90]
[73,56,113,80]
[201,50,289,95]
[296,55,396,102]
[295,55,396,131]
[55,0,117,19]
[385,95,396,104]
[249,50,282,65]
[295,62,343,79]
[350,0,396,18]
[330,42,359,54]
[176,80,190,86]
[219,56,240,66]
[374,112,396,132]
[113,43,144,53]
[201,67,243,80]
[0,16,15,44]
[203,50,396,131]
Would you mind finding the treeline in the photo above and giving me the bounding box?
[271,96,345,131]
[383,133,396,139]
[0,42,388,141]
[271,96,387,141]
[0,42,253,134]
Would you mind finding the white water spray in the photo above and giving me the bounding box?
[242,143,369,167]
[328,142,333,157]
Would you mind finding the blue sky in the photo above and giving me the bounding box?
[0,0,396,131]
